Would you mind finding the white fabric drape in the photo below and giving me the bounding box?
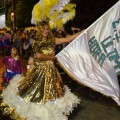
[56,1,120,105]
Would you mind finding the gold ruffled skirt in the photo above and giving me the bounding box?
[18,60,65,103]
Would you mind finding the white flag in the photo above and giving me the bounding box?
[56,1,120,105]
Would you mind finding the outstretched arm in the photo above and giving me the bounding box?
[55,30,84,45]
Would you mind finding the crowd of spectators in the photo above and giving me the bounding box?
[0,28,36,58]
[0,27,80,59]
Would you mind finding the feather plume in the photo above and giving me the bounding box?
[31,0,76,29]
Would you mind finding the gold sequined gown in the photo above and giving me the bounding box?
[1,38,80,120]
[18,38,64,103]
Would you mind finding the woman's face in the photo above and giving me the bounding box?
[41,24,50,37]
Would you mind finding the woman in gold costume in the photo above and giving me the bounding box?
[1,21,81,120]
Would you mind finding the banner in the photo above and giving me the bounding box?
[56,1,120,105]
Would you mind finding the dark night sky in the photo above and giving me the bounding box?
[1,0,118,30]
[33,0,119,30]
[65,0,119,31]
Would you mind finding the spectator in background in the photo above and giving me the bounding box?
[29,34,34,56]
[54,30,66,55]
[1,32,10,56]
[0,32,4,55]
[23,34,30,58]
[71,27,81,34]
[14,30,23,56]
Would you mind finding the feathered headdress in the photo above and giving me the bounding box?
[31,0,76,29]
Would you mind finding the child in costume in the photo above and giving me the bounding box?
[2,47,22,86]
[27,55,35,70]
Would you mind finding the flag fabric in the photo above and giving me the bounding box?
[56,1,120,105]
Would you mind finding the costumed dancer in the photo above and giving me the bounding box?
[1,0,81,120]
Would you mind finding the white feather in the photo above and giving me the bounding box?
[50,0,70,15]
[31,0,44,24]
[3,75,80,120]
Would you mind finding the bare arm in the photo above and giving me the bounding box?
[35,53,56,61]
[55,30,84,45]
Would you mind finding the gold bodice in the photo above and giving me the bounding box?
[32,37,55,55]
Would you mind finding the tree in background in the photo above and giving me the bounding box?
[15,0,39,28]
[5,0,119,29]
[0,0,5,15]
[6,0,39,28]
[0,0,4,7]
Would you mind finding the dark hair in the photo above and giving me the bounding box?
[73,30,79,33]
[41,20,49,27]
[10,46,19,55]
[37,20,49,28]
[11,46,18,52]
[29,55,34,58]
[29,55,35,62]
